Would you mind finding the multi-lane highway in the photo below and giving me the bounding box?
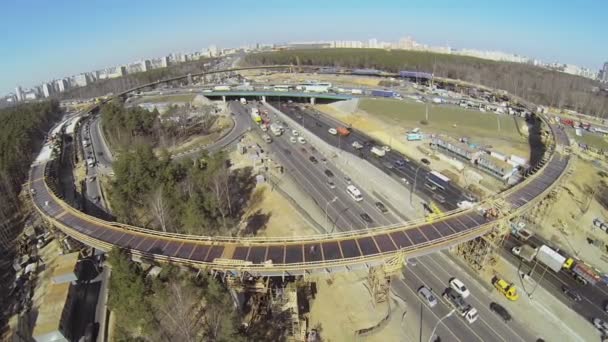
[394,252,536,341]
[271,102,471,211]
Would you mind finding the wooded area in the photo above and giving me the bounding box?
[245,49,607,117]
[107,247,243,341]
[109,144,255,235]
[0,101,61,215]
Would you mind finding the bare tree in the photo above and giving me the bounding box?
[150,187,170,232]
[153,279,205,342]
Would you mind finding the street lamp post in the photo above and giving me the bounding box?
[410,164,424,207]
[330,207,350,234]
[325,197,338,227]
[427,309,455,342]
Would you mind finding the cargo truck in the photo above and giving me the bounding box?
[511,244,537,263]
[251,108,262,123]
[563,260,601,285]
[371,146,386,157]
[536,245,566,273]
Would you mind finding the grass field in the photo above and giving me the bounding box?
[358,98,528,150]
[573,131,608,150]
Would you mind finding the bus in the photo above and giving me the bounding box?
[426,171,450,191]
[346,185,363,202]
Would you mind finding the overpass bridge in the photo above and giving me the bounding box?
[28,66,572,276]
[201,91,352,104]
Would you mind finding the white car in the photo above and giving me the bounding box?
[298,136,306,144]
[593,318,608,335]
[292,129,299,136]
[449,278,470,298]
[382,145,391,152]
[328,128,337,135]
[289,136,297,143]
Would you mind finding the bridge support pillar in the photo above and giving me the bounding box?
[261,96,266,103]
[310,97,316,105]
[222,95,226,103]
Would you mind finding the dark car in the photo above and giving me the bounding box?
[83,322,99,342]
[309,156,318,164]
[324,169,334,178]
[360,213,373,224]
[432,194,446,204]
[394,159,406,168]
[375,202,388,213]
[421,158,430,165]
[489,302,512,322]
[561,286,582,301]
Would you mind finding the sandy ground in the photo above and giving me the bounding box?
[307,271,395,342]
[528,156,608,273]
[245,72,382,88]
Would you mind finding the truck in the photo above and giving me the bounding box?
[213,85,231,91]
[240,98,247,105]
[536,245,566,273]
[351,88,363,95]
[352,141,363,150]
[251,108,262,123]
[371,89,399,98]
[511,244,537,263]
[510,222,534,241]
[270,123,283,136]
[443,288,478,324]
[371,146,386,157]
[564,260,601,285]
[492,276,519,301]
[406,133,422,141]
[337,127,351,136]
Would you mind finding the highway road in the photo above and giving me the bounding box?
[235,102,404,232]
[501,234,608,324]
[394,252,537,342]
[270,102,472,211]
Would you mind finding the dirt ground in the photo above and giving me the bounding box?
[158,115,234,155]
[244,72,382,88]
[528,156,608,273]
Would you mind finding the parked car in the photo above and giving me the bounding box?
[309,156,318,164]
[417,286,438,308]
[360,213,373,224]
[298,136,306,144]
[326,181,336,189]
[328,128,337,135]
[593,318,608,335]
[449,278,470,298]
[290,136,297,143]
[292,130,299,136]
[375,202,388,213]
[344,177,352,184]
[489,302,511,322]
[324,169,334,178]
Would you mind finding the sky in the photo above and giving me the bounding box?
[1,0,607,95]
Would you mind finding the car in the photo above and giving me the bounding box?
[561,286,582,302]
[298,137,306,144]
[310,147,317,153]
[593,318,608,335]
[394,160,406,168]
[421,158,430,165]
[328,128,338,135]
[326,181,336,189]
[382,162,394,169]
[300,147,307,154]
[292,130,299,136]
[489,302,512,322]
[449,278,470,298]
[344,177,352,184]
[309,156,318,164]
[375,202,388,213]
[324,169,334,178]
[432,194,446,204]
[290,136,297,143]
[401,178,410,185]
[417,286,438,308]
[87,176,96,183]
[360,213,373,224]
[82,322,100,342]
[321,157,327,163]
[492,277,519,301]
[572,273,589,286]
[382,145,391,152]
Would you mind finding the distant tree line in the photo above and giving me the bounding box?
[55,57,217,100]
[109,144,255,235]
[245,49,607,117]
[101,101,218,150]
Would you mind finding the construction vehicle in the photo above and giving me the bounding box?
[425,201,443,223]
[511,244,537,263]
[492,276,519,301]
[251,108,262,123]
[563,259,601,285]
[337,127,351,136]
[510,222,534,241]
[443,288,478,323]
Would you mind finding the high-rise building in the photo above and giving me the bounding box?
[42,83,53,98]
[55,79,67,92]
[15,86,23,101]
[208,45,218,57]
[601,62,608,83]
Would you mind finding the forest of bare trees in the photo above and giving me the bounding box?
[245,49,608,117]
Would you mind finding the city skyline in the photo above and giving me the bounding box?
[2,0,607,94]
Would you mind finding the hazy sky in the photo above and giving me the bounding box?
[1,0,606,94]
